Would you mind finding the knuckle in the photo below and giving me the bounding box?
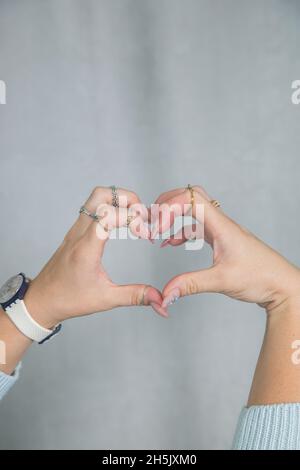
[193,185,210,201]
[238,224,252,236]
[92,186,102,196]
[185,276,199,295]
[159,190,169,199]
[193,185,204,192]
[130,288,142,306]
[89,186,105,202]
[128,190,139,203]
[63,229,73,244]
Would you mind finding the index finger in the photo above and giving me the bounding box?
[151,186,229,244]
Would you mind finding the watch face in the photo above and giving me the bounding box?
[0,274,23,304]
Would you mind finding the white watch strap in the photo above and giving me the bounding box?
[5,299,56,343]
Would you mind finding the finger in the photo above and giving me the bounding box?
[111,284,169,318]
[152,186,228,245]
[160,224,202,247]
[128,215,151,239]
[150,188,185,236]
[150,202,182,239]
[161,267,222,308]
[96,205,149,239]
[85,205,149,257]
[77,186,144,234]
[154,186,213,205]
[90,186,142,209]
[151,187,197,238]
[153,187,188,206]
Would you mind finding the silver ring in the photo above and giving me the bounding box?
[79,206,102,223]
[110,185,119,208]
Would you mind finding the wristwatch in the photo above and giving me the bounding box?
[0,273,61,344]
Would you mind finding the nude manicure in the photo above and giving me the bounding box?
[162,288,181,308]
[160,239,171,248]
[150,302,169,318]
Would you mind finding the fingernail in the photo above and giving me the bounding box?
[151,221,159,240]
[143,226,151,240]
[145,225,155,243]
[150,302,169,318]
[160,239,170,248]
[162,288,181,309]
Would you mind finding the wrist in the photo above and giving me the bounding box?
[267,294,300,318]
[23,280,59,330]
[264,266,300,316]
[266,276,300,319]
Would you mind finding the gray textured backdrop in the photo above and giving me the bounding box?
[0,0,300,450]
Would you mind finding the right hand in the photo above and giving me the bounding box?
[152,186,300,315]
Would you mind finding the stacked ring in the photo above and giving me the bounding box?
[110,185,119,208]
[79,206,102,223]
[79,206,109,232]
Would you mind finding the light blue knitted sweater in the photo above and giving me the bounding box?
[1,367,299,449]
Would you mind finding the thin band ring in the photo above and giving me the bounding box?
[79,206,109,232]
[126,215,136,227]
[110,185,119,208]
[79,206,103,223]
[186,184,195,210]
[210,199,221,208]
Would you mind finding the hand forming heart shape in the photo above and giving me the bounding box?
[24,185,300,330]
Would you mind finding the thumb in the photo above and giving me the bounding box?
[162,267,222,308]
[112,284,169,318]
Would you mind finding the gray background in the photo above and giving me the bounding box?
[0,0,299,450]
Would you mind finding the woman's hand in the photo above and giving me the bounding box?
[152,186,300,315]
[24,186,167,329]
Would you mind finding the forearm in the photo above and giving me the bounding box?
[248,296,300,406]
[0,307,32,375]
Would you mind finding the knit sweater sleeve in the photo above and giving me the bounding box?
[0,363,21,400]
[232,403,300,449]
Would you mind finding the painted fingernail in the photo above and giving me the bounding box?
[150,302,169,318]
[142,225,151,240]
[144,224,155,243]
[151,221,160,240]
[162,288,181,309]
[160,239,170,248]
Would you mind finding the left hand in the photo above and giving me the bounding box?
[24,186,167,329]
